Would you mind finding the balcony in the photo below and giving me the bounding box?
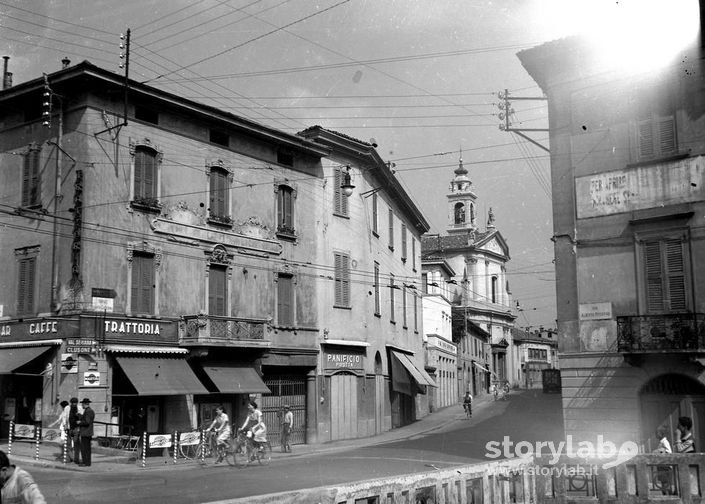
[617,313,705,353]
[179,314,270,348]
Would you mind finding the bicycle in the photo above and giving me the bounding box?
[179,428,216,461]
[234,429,271,466]
[463,402,472,418]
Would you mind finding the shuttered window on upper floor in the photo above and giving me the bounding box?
[334,252,350,308]
[333,167,349,217]
[637,114,676,162]
[17,256,36,315]
[131,253,155,315]
[21,145,41,208]
[134,147,158,200]
[208,264,227,316]
[643,237,688,313]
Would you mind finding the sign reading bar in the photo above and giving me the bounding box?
[67,338,97,354]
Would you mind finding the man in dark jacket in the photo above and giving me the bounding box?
[68,397,81,464]
[78,398,95,466]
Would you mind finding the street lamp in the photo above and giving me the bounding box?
[341,166,355,197]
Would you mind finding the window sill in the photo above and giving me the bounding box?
[276,228,297,242]
[130,200,162,213]
[627,152,688,169]
[374,312,381,318]
[388,246,395,252]
[333,305,352,310]
[208,216,233,228]
[333,212,350,219]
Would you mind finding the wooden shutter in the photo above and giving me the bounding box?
[22,149,40,207]
[388,209,394,248]
[658,117,676,156]
[334,168,347,215]
[374,263,380,314]
[143,151,155,199]
[389,274,395,322]
[401,224,407,260]
[372,193,378,234]
[645,241,664,312]
[134,150,145,198]
[210,169,227,217]
[277,274,294,325]
[664,239,686,311]
[334,253,350,306]
[638,120,654,159]
[21,155,31,206]
[18,258,35,314]
[208,266,226,316]
[278,186,293,228]
[132,254,154,314]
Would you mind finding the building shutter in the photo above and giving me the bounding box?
[143,152,155,199]
[132,254,154,314]
[658,117,676,156]
[210,169,227,217]
[277,274,293,325]
[18,258,35,314]
[638,120,655,159]
[664,239,686,311]
[334,253,350,306]
[208,266,226,316]
[645,241,664,312]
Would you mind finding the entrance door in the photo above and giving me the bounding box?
[330,373,357,441]
[374,352,384,434]
[639,373,705,451]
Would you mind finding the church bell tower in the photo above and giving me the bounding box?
[446,151,477,235]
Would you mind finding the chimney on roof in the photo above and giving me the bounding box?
[2,56,12,89]
[61,57,71,69]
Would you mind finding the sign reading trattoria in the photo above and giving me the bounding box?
[324,351,364,370]
[103,320,163,335]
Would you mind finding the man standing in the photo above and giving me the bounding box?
[281,405,293,453]
[68,397,81,464]
[78,398,95,466]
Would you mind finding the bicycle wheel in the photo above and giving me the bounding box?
[234,441,249,467]
[256,442,271,465]
[180,443,198,460]
[223,444,236,466]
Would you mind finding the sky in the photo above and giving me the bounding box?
[3,0,658,331]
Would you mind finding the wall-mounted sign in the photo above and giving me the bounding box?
[427,335,457,355]
[92,297,114,312]
[67,338,97,354]
[579,302,613,321]
[61,353,78,374]
[324,351,364,370]
[83,371,101,387]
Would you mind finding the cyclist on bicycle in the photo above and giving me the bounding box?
[462,391,473,417]
[239,401,267,457]
[206,405,231,462]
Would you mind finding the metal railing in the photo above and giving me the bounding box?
[616,313,705,352]
[180,314,268,345]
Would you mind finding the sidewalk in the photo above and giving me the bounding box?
[0,392,498,473]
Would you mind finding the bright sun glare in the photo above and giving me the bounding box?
[540,0,701,74]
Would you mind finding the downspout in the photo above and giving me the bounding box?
[50,101,63,313]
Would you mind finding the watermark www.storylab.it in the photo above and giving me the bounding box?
[485,435,640,470]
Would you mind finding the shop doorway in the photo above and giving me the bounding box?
[639,373,705,452]
[262,374,307,447]
[330,372,358,441]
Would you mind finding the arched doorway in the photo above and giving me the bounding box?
[639,373,705,451]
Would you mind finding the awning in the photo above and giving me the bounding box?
[473,362,491,373]
[321,339,370,347]
[105,345,187,354]
[115,357,208,395]
[392,352,437,387]
[0,345,56,374]
[201,366,271,394]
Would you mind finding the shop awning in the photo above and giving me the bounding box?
[115,357,208,396]
[201,366,271,394]
[473,361,491,373]
[0,345,57,374]
[391,352,437,387]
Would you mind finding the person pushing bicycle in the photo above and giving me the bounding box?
[206,405,231,462]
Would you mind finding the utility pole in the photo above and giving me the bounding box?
[497,89,550,153]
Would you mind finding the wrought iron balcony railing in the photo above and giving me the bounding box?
[616,313,705,352]
[179,313,269,347]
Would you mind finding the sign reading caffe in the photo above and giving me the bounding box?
[324,351,364,371]
[0,318,79,339]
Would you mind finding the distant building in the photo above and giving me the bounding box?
[511,327,558,389]
[422,258,457,410]
[422,155,517,400]
[518,19,705,449]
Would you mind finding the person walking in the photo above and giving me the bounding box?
[48,400,70,461]
[0,449,46,503]
[675,416,696,453]
[68,397,81,465]
[77,398,95,466]
[281,405,293,453]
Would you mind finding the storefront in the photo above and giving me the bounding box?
[387,346,436,428]
[320,341,368,441]
[0,317,79,438]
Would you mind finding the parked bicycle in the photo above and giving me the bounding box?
[234,428,271,466]
[178,427,216,461]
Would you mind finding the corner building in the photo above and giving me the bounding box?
[0,61,431,447]
[518,14,705,449]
